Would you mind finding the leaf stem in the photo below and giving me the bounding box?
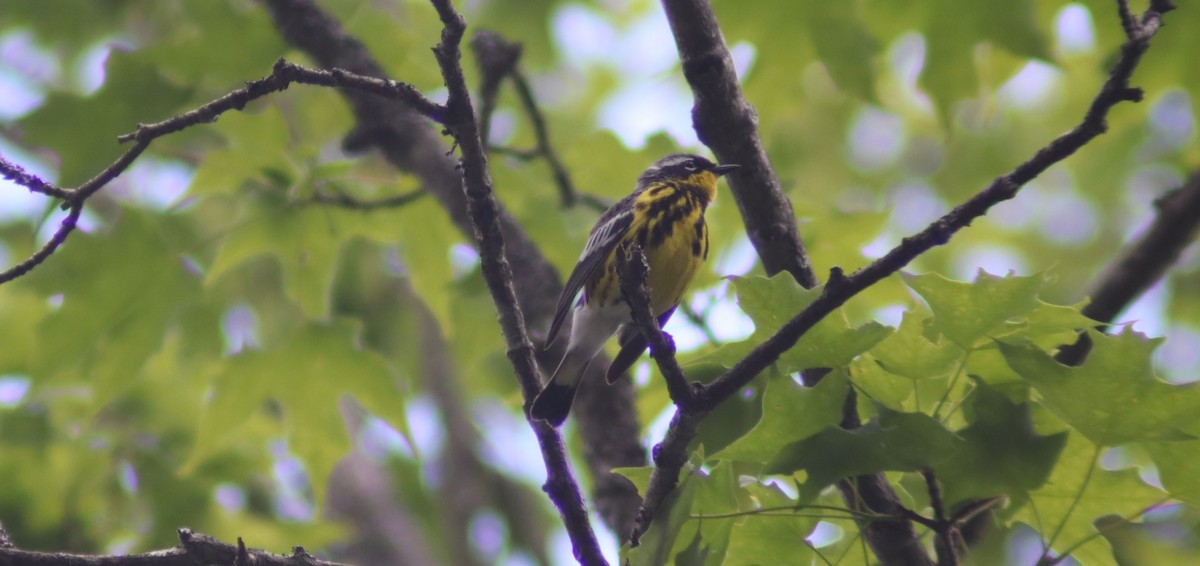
[690,503,894,522]
[1053,497,1172,563]
[1041,442,1102,561]
[931,350,972,421]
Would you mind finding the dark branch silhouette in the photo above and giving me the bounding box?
[302,187,427,210]
[1058,168,1200,366]
[656,0,928,560]
[0,529,352,566]
[470,30,608,213]
[424,0,608,562]
[661,0,816,287]
[617,244,696,408]
[0,203,80,285]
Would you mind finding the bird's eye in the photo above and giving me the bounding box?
[683,160,697,171]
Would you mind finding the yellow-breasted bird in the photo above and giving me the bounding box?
[530,153,740,426]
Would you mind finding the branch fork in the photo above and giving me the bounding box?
[616,243,697,409]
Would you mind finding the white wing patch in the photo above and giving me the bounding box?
[545,206,635,347]
[578,208,631,260]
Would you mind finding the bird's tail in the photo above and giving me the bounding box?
[530,351,591,426]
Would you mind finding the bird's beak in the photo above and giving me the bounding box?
[711,164,741,177]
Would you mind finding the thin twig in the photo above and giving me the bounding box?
[679,301,721,346]
[1048,497,1172,565]
[617,243,696,407]
[0,204,82,285]
[509,70,589,210]
[470,29,598,213]
[690,503,894,522]
[924,469,946,526]
[117,59,444,145]
[488,146,615,212]
[302,188,426,210]
[470,29,521,149]
[0,528,354,566]
[425,1,608,563]
[489,145,542,160]
[922,469,960,566]
[2,57,445,285]
[0,155,72,199]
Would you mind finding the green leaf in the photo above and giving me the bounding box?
[0,287,50,374]
[921,0,980,124]
[765,408,962,499]
[140,2,286,86]
[613,466,654,498]
[723,482,816,566]
[393,196,464,332]
[207,192,405,319]
[716,371,848,463]
[690,374,765,457]
[919,0,1050,122]
[698,274,892,373]
[624,463,701,566]
[187,320,403,503]
[849,357,915,411]
[1015,432,1165,566]
[1145,439,1200,508]
[1019,300,1096,349]
[871,311,964,380]
[974,0,1051,61]
[25,211,198,411]
[691,460,742,563]
[188,104,293,197]
[1101,515,1200,565]
[904,271,1043,349]
[934,379,1067,506]
[803,0,879,101]
[19,50,192,185]
[999,330,1200,446]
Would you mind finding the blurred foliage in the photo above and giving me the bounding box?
[0,0,1198,564]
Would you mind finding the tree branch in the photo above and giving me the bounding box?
[0,155,72,200]
[655,0,922,559]
[117,61,444,144]
[0,204,81,285]
[0,529,351,566]
[302,187,426,210]
[0,138,144,285]
[616,243,695,408]
[660,0,816,287]
[1,57,441,286]
[631,0,1173,555]
[424,1,607,563]
[1057,168,1200,365]
[470,30,603,213]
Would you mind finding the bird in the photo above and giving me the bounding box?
[529,153,740,426]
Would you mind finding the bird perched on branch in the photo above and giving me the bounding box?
[530,153,740,426]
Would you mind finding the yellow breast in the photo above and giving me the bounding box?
[590,178,713,314]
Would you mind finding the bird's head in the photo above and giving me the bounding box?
[637,153,740,201]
